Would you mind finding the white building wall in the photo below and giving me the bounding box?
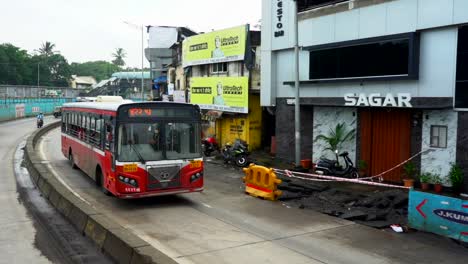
[312,106,357,163]
[272,27,458,99]
[261,0,468,106]
[420,110,458,185]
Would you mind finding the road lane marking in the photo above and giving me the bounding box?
[38,135,93,208]
[201,203,213,208]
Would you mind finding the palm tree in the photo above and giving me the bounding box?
[38,41,56,56]
[112,48,126,66]
[315,122,355,161]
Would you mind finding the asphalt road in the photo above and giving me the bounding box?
[0,117,112,264]
[40,127,468,264]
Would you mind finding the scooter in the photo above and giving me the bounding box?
[37,119,44,128]
[202,136,220,156]
[314,150,359,178]
[222,139,250,167]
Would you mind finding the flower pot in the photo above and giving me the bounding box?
[300,159,312,169]
[421,182,430,191]
[403,179,414,188]
[434,184,443,193]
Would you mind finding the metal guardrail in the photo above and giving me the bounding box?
[0,85,80,99]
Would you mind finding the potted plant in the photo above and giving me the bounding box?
[315,122,355,162]
[402,162,416,187]
[419,172,431,191]
[448,163,464,194]
[358,160,368,177]
[432,174,443,193]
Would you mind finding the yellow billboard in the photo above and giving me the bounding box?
[182,25,248,67]
[190,77,249,113]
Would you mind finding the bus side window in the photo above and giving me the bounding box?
[105,123,114,151]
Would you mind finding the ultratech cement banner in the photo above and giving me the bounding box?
[190,77,248,113]
[182,25,248,67]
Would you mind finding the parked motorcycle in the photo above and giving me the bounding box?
[314,150,359,178]
[222,139,250,167]
[202,136,220,156]
[37,119,44,128]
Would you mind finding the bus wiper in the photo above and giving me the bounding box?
[129,143,146,164]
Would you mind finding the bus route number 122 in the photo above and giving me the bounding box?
[129,108,152,117]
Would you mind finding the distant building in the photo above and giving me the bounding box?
[69,75,97,90]
[145,26,197,99]
[181,25,266,150]
[86,71,151,99]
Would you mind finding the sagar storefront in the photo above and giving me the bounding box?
[261,0,468,188]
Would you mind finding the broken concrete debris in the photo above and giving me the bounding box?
[278,178,409,228]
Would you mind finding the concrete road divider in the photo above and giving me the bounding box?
[23,121,177,264]
[243,164,282,201]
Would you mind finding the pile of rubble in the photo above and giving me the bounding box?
[278,178,409,228]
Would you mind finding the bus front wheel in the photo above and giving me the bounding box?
[96,168,111,196]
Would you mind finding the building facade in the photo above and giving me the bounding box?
[262,0,468,186]
[182,25,265,150]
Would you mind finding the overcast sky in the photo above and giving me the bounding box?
[0,0,261,68]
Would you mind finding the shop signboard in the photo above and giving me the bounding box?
[408,189,468,242]
[15,104,25,118]
[190,77,248,113]
[344,93,412,107]
[182,25,248,67]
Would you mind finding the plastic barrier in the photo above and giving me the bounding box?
[243,164,282,201]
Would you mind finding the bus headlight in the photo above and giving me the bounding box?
[119,175,138,187]
[190,172,203,182]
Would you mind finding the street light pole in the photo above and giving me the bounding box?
[37,63,40,89]
[124,21,145,101]
[293,0,301,168]
[141,25,144,101]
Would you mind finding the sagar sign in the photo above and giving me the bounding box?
[344,93,412,108]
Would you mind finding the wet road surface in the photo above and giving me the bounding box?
[40,127,468,264]
[0,118,112,264]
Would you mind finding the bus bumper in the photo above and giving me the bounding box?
[116,187,204,199]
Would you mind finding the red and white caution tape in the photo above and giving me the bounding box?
[274,169,410,189]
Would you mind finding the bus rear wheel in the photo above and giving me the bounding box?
[69,151,77,169]
[96,168,111,196]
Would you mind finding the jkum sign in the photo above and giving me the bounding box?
[344,93,412,108]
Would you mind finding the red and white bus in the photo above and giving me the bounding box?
[61,97,203,198]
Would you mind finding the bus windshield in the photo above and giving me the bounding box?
[117,122,201,162]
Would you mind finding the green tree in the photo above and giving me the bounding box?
[38,41,56,57]
[31,53,71,87]
[0,43,34,85]
[112,48,126,66]
[70,61,120,81]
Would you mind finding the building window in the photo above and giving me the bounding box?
[308,33,419,82]
[430,125,447,148]
[298,0,349,12]
[212,63,227,73]
[455,26,468,109]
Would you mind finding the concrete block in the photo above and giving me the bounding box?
[102,228,135,264]
[57,197,73,217]
[38,180,51,198]
[68,205,89,233]
[131,245,177,264]
[84,215,119,249]
[48,189,61,208]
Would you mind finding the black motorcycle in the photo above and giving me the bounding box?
[222,139,250,167]
[314,151,359,178]
[37,119,44,128]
